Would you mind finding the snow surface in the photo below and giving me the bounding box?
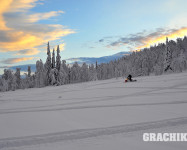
[0,72,187,150]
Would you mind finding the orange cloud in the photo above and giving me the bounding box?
[8,0,38,12]
[0,29,73,53]
[0,0,39,30]
[0,0,74,61]
[1,57,35,64]
[106,27,187,52]
[136,27,187,50]
[0,31,42,51]
[0,0,13,30]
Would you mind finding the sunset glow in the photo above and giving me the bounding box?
[136,27,187,50]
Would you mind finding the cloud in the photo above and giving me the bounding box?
[106,27,187,51]
[28,11,64,23]
[15,48,40,56]
[99,39,104,42]
[0,0,12,30]
[0,26,73,52]
[0,0,39,30]
[0,0,74,62]
[8,0,39,12]
[89,46,95,49]
[135,27,187,50]
[0,57,36,64]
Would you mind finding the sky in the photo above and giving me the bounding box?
[1,0,187,73]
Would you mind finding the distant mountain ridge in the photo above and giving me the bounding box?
[9,51,130,72]
[66,51,130,64]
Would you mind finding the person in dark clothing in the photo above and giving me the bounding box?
[127,74,132,81]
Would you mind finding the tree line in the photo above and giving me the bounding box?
[0,37,187,92]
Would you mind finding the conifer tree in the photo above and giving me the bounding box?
[52,48,55,68]
[36,60,45,87]
[56,45,61,71]
[28,66,31,77]
[15,68,21,89]
[164,37,173,72]
[45,42,52,85]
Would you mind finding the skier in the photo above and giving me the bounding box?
[127,74,132,81]
[125,74,136,82]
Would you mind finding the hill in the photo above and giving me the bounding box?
[0,72,187,150]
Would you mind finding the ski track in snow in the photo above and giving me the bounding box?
[0,117,187,149]
[0,99,187,115]
[0,79,186,103]
[0,81,186,115]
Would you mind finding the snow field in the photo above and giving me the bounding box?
[0,72,187,149]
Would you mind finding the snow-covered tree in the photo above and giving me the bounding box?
[56,45,61,71]
[96,61,98,70]
[172,50,187,72]
[154,64,163,75]
[2,69,16,91]
[49,68,58,85]
[11,75,16,91]
[36,60,45,88]
[89,64,97,81]
[57,66,68,85]
[14,68,21,89]
[80,63,89,82]
[114,67,119,79]
[61,60,69,84]
[70,62,81,83]
[52,48,55,68]
[164,37,173,72]
[28,66,31,77]
[45,42,52,85]
[0,78,8,92]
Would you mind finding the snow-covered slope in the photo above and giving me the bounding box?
[0,72,187,150]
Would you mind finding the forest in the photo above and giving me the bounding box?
[0,37,187,92]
